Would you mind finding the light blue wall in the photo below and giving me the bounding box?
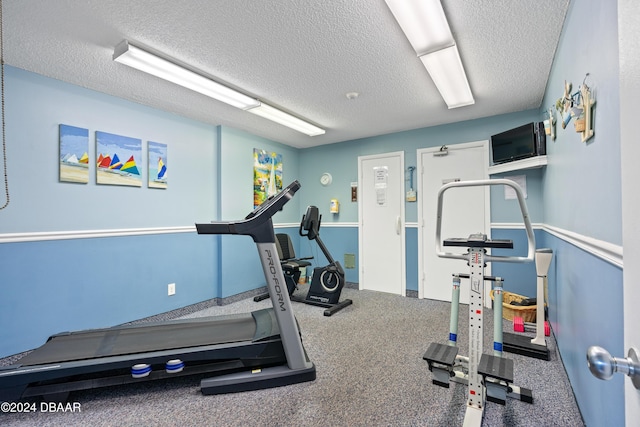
[540,0,621,246]
[0,68,307,357]
[297,111,545,293]
[299,110,543,224]
[490,168,544,297]
[0,4,627,424]
[0,67,221,357]
[217,126,302,297]
[541,232,624,427]
[295,226,359,284]
[490,228,541,297]
[219,126,301,222]
[490,168,544,224]
[1,66,218,233]
[293,3,626,425]
[535,1,625,425]
[1,233,216,357]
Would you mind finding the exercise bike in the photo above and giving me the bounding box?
[254,205,352,316]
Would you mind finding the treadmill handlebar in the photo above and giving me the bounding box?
[195,180,300,243]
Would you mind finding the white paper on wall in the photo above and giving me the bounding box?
[504,175,527,200]
[374,166,388,206]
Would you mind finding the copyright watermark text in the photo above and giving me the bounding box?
[1,401,81,413]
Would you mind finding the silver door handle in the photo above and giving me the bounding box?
[396,216,401,235]
[587,346,640,389]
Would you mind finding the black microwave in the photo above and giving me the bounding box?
[490,122,546,165]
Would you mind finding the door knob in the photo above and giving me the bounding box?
[586,346,640,389]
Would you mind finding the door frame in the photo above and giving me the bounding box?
[358,151,406,295]
[417,141,490,300]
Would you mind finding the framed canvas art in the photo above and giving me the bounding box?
[96,131,142,187]
[59,124,89,183]
[148,141,167,189]
[253,149,282,208]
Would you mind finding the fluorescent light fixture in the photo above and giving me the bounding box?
[113,40,324,136]
[113,41,260,110]
[248,103,325,136]
[113,40,325,136]
[384,0,474,108]
[384,0,454,55]
[420,45,474,109]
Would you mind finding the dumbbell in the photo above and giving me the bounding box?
[513,316,550,336]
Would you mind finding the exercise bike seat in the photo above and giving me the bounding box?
[275,234,312,295]
[276,234,312,269]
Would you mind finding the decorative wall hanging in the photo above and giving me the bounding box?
[96,131,142,187]
[59,124,89,183]
[554,74,595,142]
[148,141,167,189]
[253,149,282,208]
[577,75,596,142]
[406,166,417,202]
[556,80,575,129]
[544,109,556,141]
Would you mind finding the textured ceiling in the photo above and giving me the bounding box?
[3,0,570,148]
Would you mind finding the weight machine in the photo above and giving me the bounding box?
[423,179,536,427]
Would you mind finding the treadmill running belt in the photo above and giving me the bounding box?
[18,313,265,367]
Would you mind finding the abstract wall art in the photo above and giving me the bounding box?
[253,149,282,208]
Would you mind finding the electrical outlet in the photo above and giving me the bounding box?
[168,283,176,296]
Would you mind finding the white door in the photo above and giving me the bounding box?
[620,2,640,422]
[358,152,406,295]
[418,141,490,304]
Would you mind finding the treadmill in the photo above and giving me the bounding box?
[0,181,316,401]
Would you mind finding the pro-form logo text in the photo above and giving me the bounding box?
[265,249,286,311]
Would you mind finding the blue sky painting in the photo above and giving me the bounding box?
[148,141,167,189]
[59,124,89,183]
[96,131,142,187]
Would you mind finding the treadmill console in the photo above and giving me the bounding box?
[196,180,301,243]
[246,180,300,220]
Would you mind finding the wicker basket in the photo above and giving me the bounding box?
[490,290,539,322]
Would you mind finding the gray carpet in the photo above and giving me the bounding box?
[1,287,584,426]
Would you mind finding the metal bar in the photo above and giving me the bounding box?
[257,242,312,371]
[466,247,484,415]
[457,273,502,281]
[448,275,461,346]
[435,179,535,263]
[493,278,503,356]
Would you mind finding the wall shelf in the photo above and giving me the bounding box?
[488,156,548,175]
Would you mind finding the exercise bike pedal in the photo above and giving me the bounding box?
[423,342,458,388]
